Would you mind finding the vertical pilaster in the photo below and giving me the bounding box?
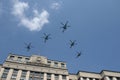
[59,75,62,80]
[93,78,96,80]
[66,75,69,80]
[16,70,22,80]
[6,69,13,80]
[0,68,4,78]
[105,76,110,80]
[80,77,84,80]
[113,77,117,80]
[87,78,90,80]
[44,73,47,80]
[26,71,30,80]
[51,74,55,80]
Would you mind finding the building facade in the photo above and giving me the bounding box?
[0,54,120,80]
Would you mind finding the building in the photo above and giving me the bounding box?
[0,54,120,80]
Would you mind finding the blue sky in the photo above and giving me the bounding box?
[0,0,120,73]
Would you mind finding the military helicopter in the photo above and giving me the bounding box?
[24,42,33,51]
[69,40,77,48]
[41,33,51,43]
[76,51,82,58]
[60,21,70,32]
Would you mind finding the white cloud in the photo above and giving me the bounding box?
[12,0,49,31]
[51,2,61,10]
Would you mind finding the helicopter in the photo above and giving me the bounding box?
[69,40,77,48]
[41,33,51,43]
[60,21,70,32]
[76,51,82,58]
[24,42,33,51]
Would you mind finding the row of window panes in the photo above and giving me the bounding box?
[29,77,43,80]
[1,73,7,78]
[55,74,59,80]
[4,68,10,73]
[47,61,65,68]
[9,56,30,62]
[13,69,18,74]
[11,69,18,80]
[1,68,66,80]
[81,77,100,80]
[30,71,66,80]
[1,68,10,79]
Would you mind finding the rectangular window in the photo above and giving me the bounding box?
[22,70,27,75]
[4,68,10,73]
[11,74,17,79]
[62,75,66,80]
[29,71,44,80]
[20,76,26,80]
[29,77,33,80]
[55,74,59,80]
[1,68,10,79]
[21,70,27,79]
[47,61,51,65]
[13,69,18,74]
[61,63,65,68]
[9,56,14,60]
[17,57,22,62]
[54,62,58,67]
[1,73,7,78]
[25,58,29,62]
[47,73,51,80]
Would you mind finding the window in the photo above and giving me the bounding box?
[17,57,22,62]
[22,70,27,75]
[1,68,9,79]
[61,63,65,68]
[47,73,51,80]
[4,68,10,73]
[29,77,33,80]
[25,58,29,62]
[30,71,44,80]
[19,70,27,80]
[11,69,18,80]
[13,69,18,74]
[54,62,58,67]
[20,76,26,80]
[11,74,17,80]
[62,75,66,80]
[40,72,44,79]
[40,78,43,80]
[9,56,14,60]
[47,61,51,65]
[34,77,40,80]
[34,72,40,77]
[55,74,59,80]
[1,73,7,78]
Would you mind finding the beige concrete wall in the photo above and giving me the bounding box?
[78,72,101,79]
[69,74,78,80]
[3,61,68,75]
[6,54,67,69]
[102,71,120,77]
